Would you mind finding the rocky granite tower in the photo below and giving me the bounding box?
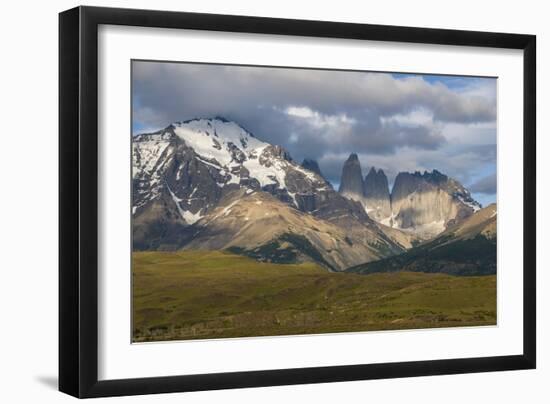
[338,153,364,203]
[390,170,481,238]
[363,167,391,222]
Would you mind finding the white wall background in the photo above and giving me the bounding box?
[0,0,546,402]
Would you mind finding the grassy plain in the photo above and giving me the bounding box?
[132,251,496,342]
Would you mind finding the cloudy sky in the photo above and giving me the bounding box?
[132,61,497,206]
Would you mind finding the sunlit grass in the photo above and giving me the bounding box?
[132,251,496,342]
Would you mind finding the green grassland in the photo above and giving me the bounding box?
[132,251,496,342]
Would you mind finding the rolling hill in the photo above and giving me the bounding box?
[347,204,497,276]
[132,251,496,342]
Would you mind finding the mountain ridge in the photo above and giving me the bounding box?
[182,189,396,271]
[132,117,489,272]
[335,154,482,238]
[347,204,496,276]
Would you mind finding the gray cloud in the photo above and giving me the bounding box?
[469,173,497,194]
[132,61,496,127]
[132,61,497,200]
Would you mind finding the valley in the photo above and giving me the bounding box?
[132,251,496,342]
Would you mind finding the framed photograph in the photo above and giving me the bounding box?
[59,6,536,398]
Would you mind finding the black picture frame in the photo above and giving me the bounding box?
[59,6,536,398]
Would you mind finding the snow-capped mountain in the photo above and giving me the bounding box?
[132,118,405,267]
[133,118,330,222]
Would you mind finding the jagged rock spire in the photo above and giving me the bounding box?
[338,153,364,202]
[301,158,325,179]
[363,167,391,221]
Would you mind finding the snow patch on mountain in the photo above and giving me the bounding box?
[132,137,171,178]
[242,154,287,188]
[167,185,203,224]
[457,195,481,212]
[173,118,267,165]
[170,118,328,193]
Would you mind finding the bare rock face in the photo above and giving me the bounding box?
[338,153,364,203]
[183,190,395,271]
[363,167,392,221]
[301,158,328,183]
[389,170,481,238]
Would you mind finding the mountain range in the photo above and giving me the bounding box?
[339,154,481,238]
[132,117,494,274]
